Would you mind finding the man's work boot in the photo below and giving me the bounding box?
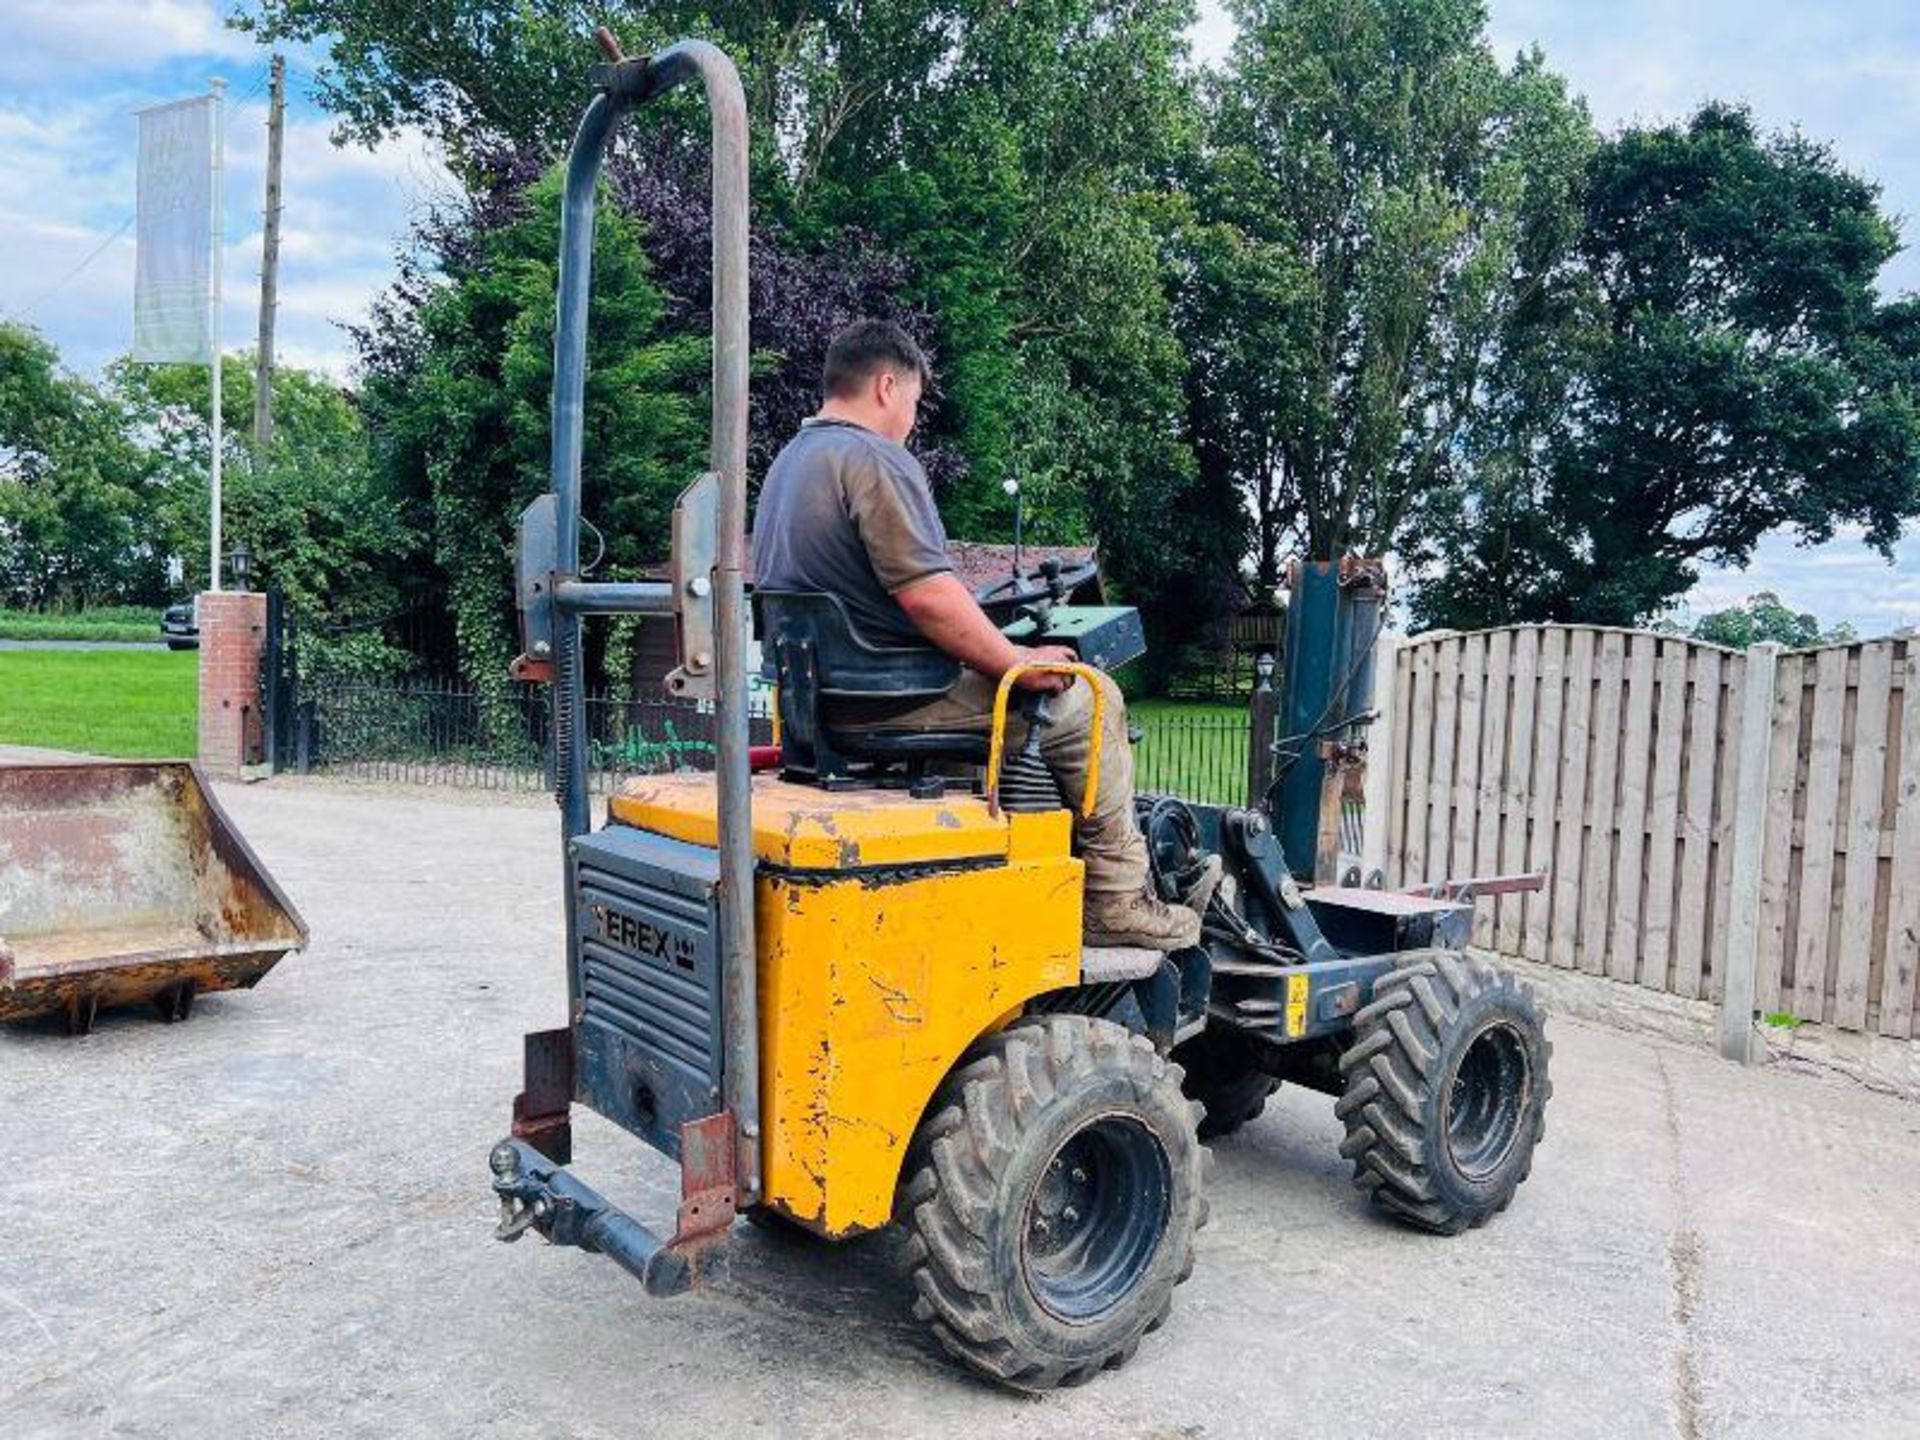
[1084,886,1203,952]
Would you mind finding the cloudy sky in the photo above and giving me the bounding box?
[4,1,1918,632]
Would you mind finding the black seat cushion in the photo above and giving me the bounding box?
[831,730,990,764]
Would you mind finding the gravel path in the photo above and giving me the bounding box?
[2,780,1917,1438]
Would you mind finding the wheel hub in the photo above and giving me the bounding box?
[1444,1020,1531,1181]
[1022,1115,1171,1323]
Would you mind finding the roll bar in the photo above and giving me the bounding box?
[546,33,760,1200]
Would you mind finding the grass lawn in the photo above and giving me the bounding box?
[0,649,197,758]
[1128,696,1252,806]
[0,606,162,643]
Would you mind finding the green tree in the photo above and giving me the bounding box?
[1181,0,1591,587]
[107,355,416,636]
[1418,105,1920,628]
[358,168,706,692]
[802,2,1211,630]
[0,323,166,607]
[241,0,1226,675]
[1685,592,1857,649]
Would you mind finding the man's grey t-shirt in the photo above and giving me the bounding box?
[753,417,951,647]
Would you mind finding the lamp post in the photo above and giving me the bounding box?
[1003,476,1023,576]
[228,540,253,593]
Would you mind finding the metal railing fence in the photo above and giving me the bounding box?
[297,677,1258,808]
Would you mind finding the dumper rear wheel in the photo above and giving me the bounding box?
[1335,951,1549,1234]
[900,1015,1207,1391]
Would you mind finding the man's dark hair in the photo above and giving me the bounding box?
[822,319,931,399]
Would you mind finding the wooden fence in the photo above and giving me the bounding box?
[1372,626,1920,1048]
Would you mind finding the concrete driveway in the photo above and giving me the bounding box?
[3,780,1917,1438]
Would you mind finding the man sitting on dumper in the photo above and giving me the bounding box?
[752,319,1203,952]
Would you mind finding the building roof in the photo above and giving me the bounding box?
[941,542,1102,600]
[644,540,1104,601]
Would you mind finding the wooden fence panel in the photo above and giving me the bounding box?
[1579,634,1626,975]
[1882,642,1920,1038]
[1523,630,1568,964]
[1453,634,1487,896]
[1672,648,1722,1000]
[1834,644,1893,1031]
[1381,626,1920,1040]
[1706,653,1746,1001]
[1473,631,1511,948]
[1609,635,1657,983]
[1497,628,1540,953]
[1550,630,1596,970]
[1386,641,1416,884]
[1756,650,1805,1016]
[1401,642,1434,885]
[1792,648,1849,1022]
[1640,639,1689,992]
[1427,638,1462,881]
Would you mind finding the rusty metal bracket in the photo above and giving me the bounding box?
[65,990,98,1037]
[665,472,720,700]
[513,493,560,679]
[509,1027,574,1165]
[152,980,197,1023]
[1401,872,1548,902]
[670,1110,738,1258]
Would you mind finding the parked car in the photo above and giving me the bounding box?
[160,601,199,651]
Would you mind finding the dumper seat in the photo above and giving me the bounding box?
[756,590,988,791]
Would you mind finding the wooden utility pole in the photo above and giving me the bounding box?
[253,54,285,458]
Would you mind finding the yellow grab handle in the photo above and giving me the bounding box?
[986,661,1106,819]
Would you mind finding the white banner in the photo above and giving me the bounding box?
[132,96,213,363]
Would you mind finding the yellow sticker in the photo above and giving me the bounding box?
[1285,973,1310,1037]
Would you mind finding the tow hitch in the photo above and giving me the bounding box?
[488,1106,738,1298]
[490,1140,700,1296]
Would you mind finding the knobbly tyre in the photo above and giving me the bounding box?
[487,30,1551,1392]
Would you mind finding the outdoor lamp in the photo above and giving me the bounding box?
[1004,477,1023,572]
[229,541,254,592]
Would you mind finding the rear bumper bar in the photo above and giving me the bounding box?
[489,1028,739,1298]
[489,1138,714,1297]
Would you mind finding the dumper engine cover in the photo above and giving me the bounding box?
[568,827,725,1161]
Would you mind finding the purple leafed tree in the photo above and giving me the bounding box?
[396,136,966,489]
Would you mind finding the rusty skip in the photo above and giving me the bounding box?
[0,761,308,1033]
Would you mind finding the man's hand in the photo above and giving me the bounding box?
[1012,644,1079,693]
[896,575,1078,687]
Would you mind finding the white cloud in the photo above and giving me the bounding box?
[0,0,453,379]
[1487,0,1920,294]
[1190,1,1235,66]
[1685,528,1920,635]
[0,0,254,84]
[0,76,451,381]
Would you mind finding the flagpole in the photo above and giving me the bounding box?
[209,76,226,593]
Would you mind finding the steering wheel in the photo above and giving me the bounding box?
[972,556,1101,612]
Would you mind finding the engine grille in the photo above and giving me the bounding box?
[569,826,722,1159]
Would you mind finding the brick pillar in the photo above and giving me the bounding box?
[197,591,268,778]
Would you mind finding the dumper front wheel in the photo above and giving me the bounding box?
[1335,951,1549,1234]
[899,1015,1206,1391]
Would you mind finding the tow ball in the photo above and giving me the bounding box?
[489,1139,730,1297]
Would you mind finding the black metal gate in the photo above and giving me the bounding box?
[259,588,301,774]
